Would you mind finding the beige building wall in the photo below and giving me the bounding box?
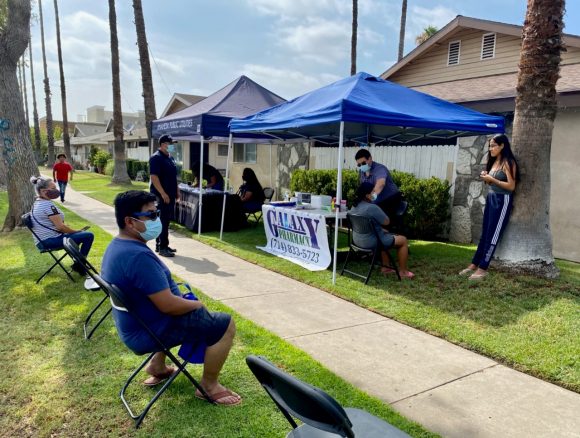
[550,108,580,262]
[228,143,278,195]
[390,29,580,88]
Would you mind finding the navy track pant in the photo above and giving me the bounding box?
[472,191,513,270]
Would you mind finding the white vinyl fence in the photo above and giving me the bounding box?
[311,145,458,183]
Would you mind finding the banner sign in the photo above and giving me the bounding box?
[259,205,331,271]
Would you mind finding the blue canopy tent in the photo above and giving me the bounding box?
[152,75,285,235]
[230,72,505,283]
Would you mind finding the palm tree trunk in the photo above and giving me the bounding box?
[0,0,39,231]
[132,0,157,155]
[350,0,357,76]
[398,0,407,61]
[53,0,71,163]
[38,0,55,167]
[494,0,564,278]
[29,34,42,158]
[21,54,30,129]
[108,0,131,185]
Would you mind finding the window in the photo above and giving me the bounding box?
[233,143,257,163]
[447,41,461,66]
[481,33,496,59]
[138,140,149,147]
[217,144,229,156]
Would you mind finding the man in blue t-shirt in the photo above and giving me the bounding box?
[149,134,180,257]
[355,148,402,220]
[101,190,241,405]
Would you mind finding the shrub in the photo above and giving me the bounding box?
[104,159,114,176]
[93,150,111,173]
[181,169,194,183]
[290,168,451,239]
[133,161,149,181]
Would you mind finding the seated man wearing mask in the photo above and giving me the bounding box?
[355,148,402,220]
[101,190,241,405]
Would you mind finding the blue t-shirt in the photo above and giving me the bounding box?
[101,237,180,353]
[359,161,400,203]
[149,150,178,201]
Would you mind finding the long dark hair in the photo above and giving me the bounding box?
[486,134,520,181]
[352,182,374,207]
[242,168,263,192]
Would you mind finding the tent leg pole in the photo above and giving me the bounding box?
[219,134,233,240]
[332,121,345,285]
[198,136,204,236]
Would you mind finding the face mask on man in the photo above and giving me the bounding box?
[45,189,61,199]
[359,163,370,173]
[134,217,162,241]
[168,144,176,154]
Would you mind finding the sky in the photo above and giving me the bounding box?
[26,0,580,123]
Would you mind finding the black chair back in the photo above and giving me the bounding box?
[263,187,275,203]
[22,212,50,248]
[347,213,380,249]
[63,237,99,274]
[246,355,355,438]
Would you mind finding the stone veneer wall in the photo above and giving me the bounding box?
[276,142,310,198]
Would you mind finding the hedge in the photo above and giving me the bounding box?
[290,169,451,239]
[103,159,150,181]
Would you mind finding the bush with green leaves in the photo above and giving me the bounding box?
[290,168,451,239]
[93,150,111,173]
[181,169,194,183]
[104,159,114,176]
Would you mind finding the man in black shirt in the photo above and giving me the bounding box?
[149,134,180,257]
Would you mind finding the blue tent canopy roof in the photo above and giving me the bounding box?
[229,72,504,143]
[152,75,286,139]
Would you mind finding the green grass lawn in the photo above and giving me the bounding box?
[0,191,433,437]
[69,171,149,205]
[67,170,580,393]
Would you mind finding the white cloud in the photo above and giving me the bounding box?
[241,64,340,99]
[406,5,457,43]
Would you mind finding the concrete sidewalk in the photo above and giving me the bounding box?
[62,185,580,438]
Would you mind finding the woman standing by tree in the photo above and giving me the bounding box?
[460,134,519,280]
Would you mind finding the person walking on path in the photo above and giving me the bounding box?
[101,190,241,405]
[355,149,402,220]
[149,134,180,257]
[460,134,519,281]
[52,153,73,203]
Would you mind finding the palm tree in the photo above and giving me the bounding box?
[38,0,55,167]
[494,0,565,278]
[108,0,131,184]
[398,0,407,61]
[53,0,71,162]
[21,55,30,128]
[350,0,357,75]
[0,0,39,230]
[415,25,438,45]
[132,0,157,155]
[29,33,42,156]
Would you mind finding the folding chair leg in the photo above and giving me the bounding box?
[365,248,379,285]
[340,248,354,275]
[84,294,112,340]
[36,252,75,284]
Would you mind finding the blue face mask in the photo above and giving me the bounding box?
[359,164,370,173]
[134,217,162,241]
[168,144,176,154]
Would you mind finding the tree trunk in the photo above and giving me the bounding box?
[21,54,30,128]
[108,0,130,185]
[494,0,564,278]
[132,0,157,155]
[53,0,71,163]
[350,0,357,76]
[0,0,39,231]
[38,0,54,167]
[29,34,42,157]
[398,0,407,61]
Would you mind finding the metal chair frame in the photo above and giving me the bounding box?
[341,213,401,284]
[22,213,75,284]
[85,272,214,428]
[63,237,112,340]
[246,187,275,224]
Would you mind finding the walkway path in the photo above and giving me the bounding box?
[63,185,580,438]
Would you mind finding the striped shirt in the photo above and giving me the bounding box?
[31,199,63,243]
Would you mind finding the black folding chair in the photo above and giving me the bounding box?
[86,272,214,428]
[21,213,75,284]
[63,237,111,340]
[246,355,410,438]
[341,213,400,284]
[245,187,275,224]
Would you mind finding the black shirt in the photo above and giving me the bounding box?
[202,165,224,191]
[149,150,178,200]
[239,182,265,203]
